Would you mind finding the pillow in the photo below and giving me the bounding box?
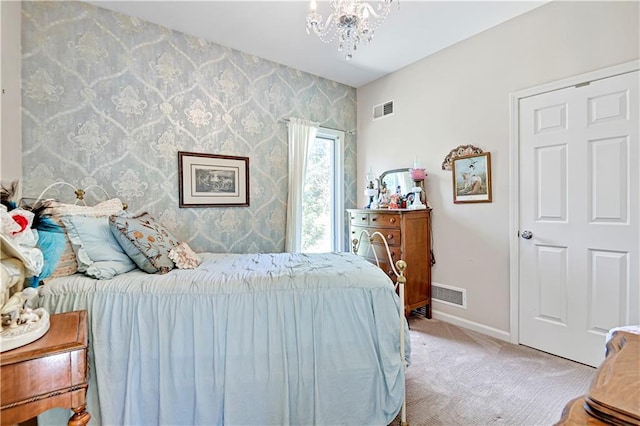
[44,198,124,217]
[41,198,125,279]
[34,217,67,282]
[61,215,136,279]
[168,242,202,269]
[109,213,179,274]
[40,216,79,281]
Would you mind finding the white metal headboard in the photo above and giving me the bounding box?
[34,182,125,209]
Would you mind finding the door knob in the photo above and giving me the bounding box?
[521,230,533,240]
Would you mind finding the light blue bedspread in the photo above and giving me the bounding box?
[38,252,409,426]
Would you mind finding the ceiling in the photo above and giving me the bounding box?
[88,1,547,88]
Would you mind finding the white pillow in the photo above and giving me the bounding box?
[45,198,124,217]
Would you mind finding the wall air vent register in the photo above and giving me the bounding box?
[432,283,467,308]
[373,100,394,120]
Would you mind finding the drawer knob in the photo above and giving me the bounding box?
[387,234,393,240]
[390,218,396,223]
[371,217,377,222]
[361,217,367,221]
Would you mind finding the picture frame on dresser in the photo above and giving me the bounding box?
[178,151,250,208]
[452,152,492,204]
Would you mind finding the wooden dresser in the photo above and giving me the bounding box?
[1,310,90,426]
[347,208,432,317]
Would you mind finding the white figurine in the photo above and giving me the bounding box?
[0,287,49,352]
[1,287,38,329]
[19,307,45,325]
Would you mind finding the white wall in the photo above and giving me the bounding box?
[1,0,22,184]
[357,1,640,335]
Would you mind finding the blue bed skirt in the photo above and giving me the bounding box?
[38,252,409,425]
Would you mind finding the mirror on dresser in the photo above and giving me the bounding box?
[380,168,413,197]
[379,168,426,205]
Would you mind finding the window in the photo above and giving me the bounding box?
[301,128,344,253]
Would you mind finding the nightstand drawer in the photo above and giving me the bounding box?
[1,351,77,404]
[1,311,90,425]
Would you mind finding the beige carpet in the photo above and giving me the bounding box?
[397,317,596,426]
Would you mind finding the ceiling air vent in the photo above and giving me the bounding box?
[373,100,394,120]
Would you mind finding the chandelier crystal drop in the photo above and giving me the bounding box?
[306,0,398,60]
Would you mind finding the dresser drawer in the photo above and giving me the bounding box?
[369,213,400,228]
[371,228,401,245]
[351,226,402,250]
[351,230,402,262]
[377,260,397,281]
[349,212,370,226]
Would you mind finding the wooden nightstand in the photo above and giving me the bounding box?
[1,310,90,426]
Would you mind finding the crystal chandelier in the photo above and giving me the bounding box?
[306,0,398,60]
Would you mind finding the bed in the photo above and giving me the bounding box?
[24,183,410,425]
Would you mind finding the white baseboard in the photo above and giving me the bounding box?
[431,310,511,342]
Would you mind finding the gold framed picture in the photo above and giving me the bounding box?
[452,152,492,204]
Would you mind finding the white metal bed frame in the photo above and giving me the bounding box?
[35,182,129,211]
[35,182,111,205]
[33,182,409,424]
[351,229,409,426]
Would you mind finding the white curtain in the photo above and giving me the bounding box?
[285,117,318,253]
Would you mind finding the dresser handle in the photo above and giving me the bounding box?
[361,217,367,221]
[372,217,377,222]
[390,218,396,223]
[387,234,393,240]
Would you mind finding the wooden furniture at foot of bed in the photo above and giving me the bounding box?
[555,330,639,425]
[1,310,90,426]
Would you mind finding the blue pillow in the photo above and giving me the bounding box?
[109,212,178,274]
[34,217,66,283]
[61,215,136,279]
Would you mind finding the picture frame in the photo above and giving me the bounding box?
[178,151,249,208]
[452,152,492,204]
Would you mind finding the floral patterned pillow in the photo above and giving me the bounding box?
[109,212,179,274]
[168,242,201,269]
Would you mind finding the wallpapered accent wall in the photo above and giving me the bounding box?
[21,1,357,253]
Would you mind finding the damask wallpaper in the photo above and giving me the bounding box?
[21,1,357,253]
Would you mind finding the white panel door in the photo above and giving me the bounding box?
[519,71,639,367]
